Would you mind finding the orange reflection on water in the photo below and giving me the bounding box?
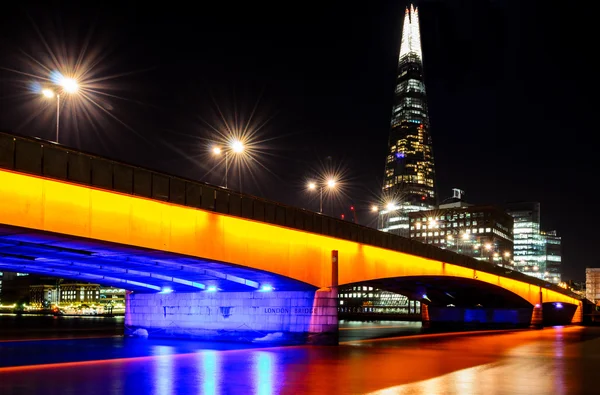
[0,326,597,395]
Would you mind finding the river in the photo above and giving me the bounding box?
[1,314,598,394]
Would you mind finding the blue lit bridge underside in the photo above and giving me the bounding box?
[0,224,316,293]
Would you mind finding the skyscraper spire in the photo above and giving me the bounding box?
[399,8,412,60]
[379,4,436,237]
[399,5,423,62]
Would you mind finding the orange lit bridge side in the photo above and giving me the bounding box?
[0,169,581,314]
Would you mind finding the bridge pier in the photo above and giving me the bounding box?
[125,289,338,345]
[530,290,543,329]
[421,303,431,329]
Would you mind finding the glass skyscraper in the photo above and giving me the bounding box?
[504,202,562,283]
[380,5,436,237]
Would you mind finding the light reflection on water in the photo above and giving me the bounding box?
[1,326,599,394]
[199,351,220,395]
[152,346,174,395]
[255,352,276,395]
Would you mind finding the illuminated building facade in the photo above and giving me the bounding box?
[504,202,561,283]
[29,284,58,307]
[380,4,436,237]
[59,283,100,304]
[543,230,562,283]
[586,268,600,305]
[408,202,514,265]
[338,284,421,317]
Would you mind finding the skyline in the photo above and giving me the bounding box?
[0,1,595,281]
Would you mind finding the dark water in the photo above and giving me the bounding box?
[0,313,124,340]
[1,315,600,394]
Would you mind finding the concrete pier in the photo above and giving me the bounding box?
[125,289,339,345]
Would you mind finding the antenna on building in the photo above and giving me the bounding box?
[452,188,464,200]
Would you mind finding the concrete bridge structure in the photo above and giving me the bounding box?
[0,131,582,344]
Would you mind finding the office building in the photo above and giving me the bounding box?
[543,230,562,283]
[504,202,562,282]
[586,268,600,304]
[408,201,514,265]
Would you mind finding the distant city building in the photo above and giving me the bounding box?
[543,230,562,283]
[99,287,127,306]
[29,285,58,307]
[586,268,600,304]
[504,202,562,283]
[59,283,100,304]
[380,4,436,237]
[338,285,421,316]
[408,201,514,265]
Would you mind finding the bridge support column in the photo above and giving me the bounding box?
[421,303,431,329]
[124,289,338,345]
[571,301,583,324]
[530,290,543,329]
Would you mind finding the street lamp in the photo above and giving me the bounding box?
[212,139,245,189]
[40,76,79,144]
[307,179,336,213]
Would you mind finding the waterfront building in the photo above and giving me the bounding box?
[59,283,100,304]
[380,4,436,237]
[338,284,421,317]
[29,284,58,307]
[100,287,127,308]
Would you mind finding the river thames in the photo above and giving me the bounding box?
[1,315,599,394]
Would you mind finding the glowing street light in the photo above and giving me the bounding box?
[371,205,378,212]
[231,139,244,153]
[40,75,80,144]
[60,77,79,94]
[307,178,337,213]
[212,139,245,189]
[385,202,397,212]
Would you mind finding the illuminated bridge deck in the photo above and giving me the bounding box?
[0,130,580,303]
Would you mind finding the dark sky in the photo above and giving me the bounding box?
[0,1,594,281]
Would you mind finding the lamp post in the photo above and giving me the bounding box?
[307,178,336,213]
[41,76,78,144]
[212,139,244,189]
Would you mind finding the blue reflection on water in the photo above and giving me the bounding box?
[152,346,175,395]
[199,351,220,395]
[254,351,276,395]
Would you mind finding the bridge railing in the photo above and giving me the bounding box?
[0,131,578,299]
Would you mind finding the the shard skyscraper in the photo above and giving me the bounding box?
[380,4,436,237]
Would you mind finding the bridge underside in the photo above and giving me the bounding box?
[0,224,315,293]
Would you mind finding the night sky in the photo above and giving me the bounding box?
[0,1,594,281]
